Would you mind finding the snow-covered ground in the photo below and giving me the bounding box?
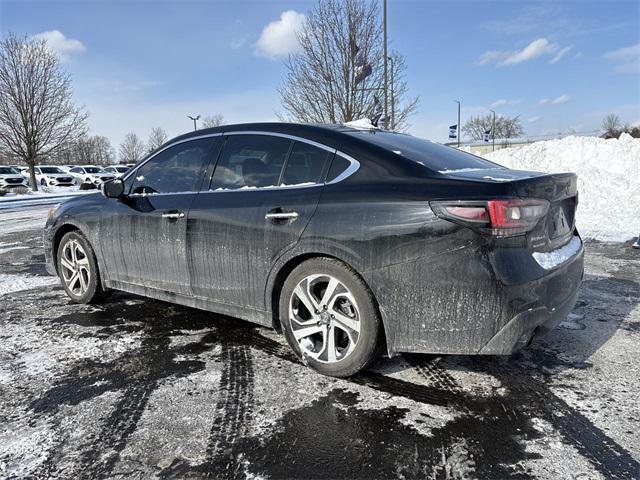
[469,133,640,242]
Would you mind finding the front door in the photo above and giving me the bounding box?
[99,136,220,295]
[188,134,333,310]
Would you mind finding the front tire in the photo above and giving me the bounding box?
[57,231,105,303]
[279,257,382,377]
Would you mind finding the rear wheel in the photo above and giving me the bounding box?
[57,231,105,303]
[280,257,381,377]
[40,178,46,186]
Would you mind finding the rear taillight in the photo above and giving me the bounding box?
[430,199,549,237]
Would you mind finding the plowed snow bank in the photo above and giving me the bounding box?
[473,133,640,242]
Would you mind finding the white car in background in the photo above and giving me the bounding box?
[68,166,115,185]
[103,165,130,177]
[33,166,75,187]
[0,166,28,189]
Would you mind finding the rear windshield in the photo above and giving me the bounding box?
[0,167,19,174]
[347,131,503,173]
[40,167,64,174]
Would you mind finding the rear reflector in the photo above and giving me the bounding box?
[430,198,549,237]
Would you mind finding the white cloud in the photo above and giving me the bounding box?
[549,45,573,64]
[603,43,640,75]
[551,94,570,104]
[489,98,523,108]
[255,10,305,59]
[477,38,562,67]
[31,30,85,59]
[539,94,570,106]
[528,116,541,123]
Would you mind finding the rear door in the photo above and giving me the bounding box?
[99,136,220,294]
[188,133,333,310]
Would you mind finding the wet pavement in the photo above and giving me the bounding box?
[0,206,639,479]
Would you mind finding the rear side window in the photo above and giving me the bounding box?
[210,135,291,190]
[281,141,331,186]
[129,138,214,194]
[348,131,503,173]
[326,155,351,182]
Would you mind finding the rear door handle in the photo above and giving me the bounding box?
[162,211,185,220]
[265,210,299,221]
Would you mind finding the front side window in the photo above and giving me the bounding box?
[129,138,214,195]
[210,135,291,190]
[281,141,332,186]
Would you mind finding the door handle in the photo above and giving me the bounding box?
[265,211,299,220]
[162,211,185,220]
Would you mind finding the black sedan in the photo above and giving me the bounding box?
[44,123,584,377]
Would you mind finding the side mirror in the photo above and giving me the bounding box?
[102,178,125,198]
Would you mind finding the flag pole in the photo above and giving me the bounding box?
[490,109,496,152]
[455,100,461,147]
[383,0,388,129]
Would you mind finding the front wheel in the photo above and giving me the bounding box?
[57,231,106,303]
[280,257,382,377]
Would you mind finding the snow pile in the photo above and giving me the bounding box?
[0,274,59,296]
[477,133,640,242]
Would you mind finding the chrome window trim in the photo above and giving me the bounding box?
[224,130,336,154]
[122,130,360,195]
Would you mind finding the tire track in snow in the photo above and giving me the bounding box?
[160,339,255,479]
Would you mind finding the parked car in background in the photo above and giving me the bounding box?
[68,166,115,185]
[33,166,75,187]
[0,166,28,189]
[104,165,130,177]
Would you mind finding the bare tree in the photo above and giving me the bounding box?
[147,127,168,152]
[201,114,225,129]
[0,33,88,190]
[278,0,418,131]
[601,114,622,137]
[47,135,114,166]
[462,114,524,141]
[119,133,145,164]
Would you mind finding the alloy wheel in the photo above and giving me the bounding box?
[60,239,91,296]
[289,274,361,363]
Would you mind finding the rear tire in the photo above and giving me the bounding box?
[279,257,382,377]
[57,231,106,304]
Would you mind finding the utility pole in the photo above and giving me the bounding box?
[187,115,200,131]
[490,109,496,152]
[383,0,388,129]
[387,56,395,130]
[455,100,461,147]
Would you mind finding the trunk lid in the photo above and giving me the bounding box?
[443,168,578,251]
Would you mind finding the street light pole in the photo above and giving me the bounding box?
[490,109,496,152]
[387,56,395,130]
[187,115,200,131]
[455,100,461,147]
[383,0,388,129]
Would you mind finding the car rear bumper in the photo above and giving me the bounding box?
[369,234,584,357]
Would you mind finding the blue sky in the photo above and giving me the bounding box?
[1,0,638,148]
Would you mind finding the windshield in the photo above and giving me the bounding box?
[84,167,104,173]
[40,167,64,174]
[0,166,19,174]
[116,167,129,172]
[346,131,503,173]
